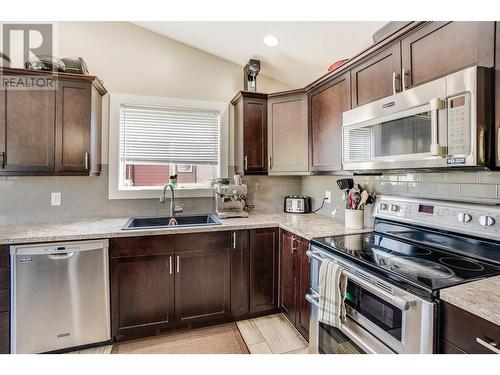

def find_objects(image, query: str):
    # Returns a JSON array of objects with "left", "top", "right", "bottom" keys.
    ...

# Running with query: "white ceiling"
[{"left": 133, "top": 22, "right": 387, "bottom": 88}]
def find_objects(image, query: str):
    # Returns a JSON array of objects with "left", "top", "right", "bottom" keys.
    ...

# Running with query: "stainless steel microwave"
[{"left": 342, "top": 66, "right": 493, "bottom": 172}]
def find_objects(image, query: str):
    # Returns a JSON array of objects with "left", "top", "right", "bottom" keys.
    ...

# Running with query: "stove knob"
[
  {"left": 479, "top": 215, "right": 496, "bottom": 227},
  {"left": 379, "top": 203, "right": 388, "bottom": 211},
  {"left": 390, "top": 204, "right": 400, "bottom": 212},
  {"left": 457, "top": 212, "right": 472, "bottom": 223}
]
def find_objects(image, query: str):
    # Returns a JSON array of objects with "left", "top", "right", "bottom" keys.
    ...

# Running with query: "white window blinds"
[{"left": 120, "top": 104, "right": 220, "bottom": 165}]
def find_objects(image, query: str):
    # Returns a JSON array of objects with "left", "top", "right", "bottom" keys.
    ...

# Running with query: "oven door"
[{"left": 307, "top": 246, "right": 436, "bottom": 354}]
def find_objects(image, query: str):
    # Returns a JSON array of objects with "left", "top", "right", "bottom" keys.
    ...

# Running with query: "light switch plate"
[
  {"left": 325, "top": 191, "right": 331, "bottom": 204},
  {"left": 51, "top": 192, "right": 61, "bottom": 206}
]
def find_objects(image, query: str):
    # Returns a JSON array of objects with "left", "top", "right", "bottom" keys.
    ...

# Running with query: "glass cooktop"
[{"left": 311, "top": 230, "right": 500, "bottom": 292}]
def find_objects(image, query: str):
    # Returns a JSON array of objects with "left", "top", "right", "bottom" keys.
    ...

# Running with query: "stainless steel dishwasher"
[{"left": 10, "top": 239, "right": 111, "bottom": 353}]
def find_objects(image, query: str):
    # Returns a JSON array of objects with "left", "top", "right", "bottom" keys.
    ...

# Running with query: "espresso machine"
[{"left": 214, "top": 181, "right": 249, "bottom": 219}]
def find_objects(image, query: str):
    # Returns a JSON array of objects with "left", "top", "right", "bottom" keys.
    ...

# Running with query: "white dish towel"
[{"left": 318, "top": 259, "right": 347, "bottom": 328}]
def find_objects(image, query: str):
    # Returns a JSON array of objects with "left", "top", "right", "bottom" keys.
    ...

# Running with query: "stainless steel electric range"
[{"left": 306, "top": 196, "right": 500, "bottom": 354}]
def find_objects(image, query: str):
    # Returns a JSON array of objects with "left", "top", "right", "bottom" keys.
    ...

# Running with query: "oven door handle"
[
  {"left": 305, "top": 292, "right": 320, "bottom": 307},
  {"left": 306, "top": 249, "right": 416, "bottom": 311}
]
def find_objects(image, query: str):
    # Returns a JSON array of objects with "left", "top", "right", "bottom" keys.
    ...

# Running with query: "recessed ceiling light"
[{"left": 263, "top": 35, "right": 279, "bottom": 47}]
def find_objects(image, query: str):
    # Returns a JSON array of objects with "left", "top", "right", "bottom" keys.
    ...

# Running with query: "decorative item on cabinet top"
[{"left": 0, "top": 67, "right": 106, "bottom": 176}]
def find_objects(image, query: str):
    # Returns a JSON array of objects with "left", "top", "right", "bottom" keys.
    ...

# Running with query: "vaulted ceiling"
[{"left": 133, "top": 21, "right": 387, "bottom": 87}]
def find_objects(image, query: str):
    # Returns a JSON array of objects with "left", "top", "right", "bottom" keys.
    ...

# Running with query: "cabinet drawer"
[
  {"left": 110, "top": 236, "right": 173, "bottom": 258},
  {"left": 0, "top": 289, "right": 8, "bottom": 312},
  {"left": 442, "top": 301, "right": 500, "bottom": 354},
  {"left": 0, "top": 311, "right": 9, "bottom": 354},
  {"left": 172, "top": 232, "right": 230, "bottom": 253},
  {"left": 0, "top": 268, "right": 8, "bottom": 289}
]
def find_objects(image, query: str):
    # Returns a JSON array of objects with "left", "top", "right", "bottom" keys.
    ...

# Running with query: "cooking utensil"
[
  {"left": 358, "top": 190, "right": 369, "bottom": 209},
  {"left": 352, "top": 192, "right": 361, "bottom": 209},
  {"left": 337, "top": 178, "right": 354, "bottom": 209},
  {"left": 331, "top": 196, "right": 347, "bottom": 217}
]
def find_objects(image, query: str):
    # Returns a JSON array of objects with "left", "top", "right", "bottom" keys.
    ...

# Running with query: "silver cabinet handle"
[
  {"left": 84, "top": 152, "right": 89, "bottom": 170},
  {"left": 429, "top": 98, "right": 446, "bottom": 156},
  {"left": 268, "top": 156, "right": 272, "bottom": 170},
  {"left": 244, "top": 155, "right": 248, "bottom": 170},
  {"left": 401, "top": 68, "right": 407, "bottom": 91},
  {"left": 476, "top": 337, "right": 500, "bottom": 354},
  {"left": 232, "top": 232, "right": 237, "bottom": 249},
  {"left": 176, "top": 255, "right": 180, "bottom": 273},
  {"left": 392, "top": 72, "right": 396, "bottom": 95},
  {"left": 169, "top": 256, "right": 173, "bottom": 274}
]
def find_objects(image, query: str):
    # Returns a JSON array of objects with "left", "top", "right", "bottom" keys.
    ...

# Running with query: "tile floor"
[{"left": 72, "top": 313, "right": 313, "bottom": 354}]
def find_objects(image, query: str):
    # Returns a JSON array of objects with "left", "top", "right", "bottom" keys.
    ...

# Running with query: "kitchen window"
[{"left": 108, "top": 94, "right": 228, "bottom": 199}]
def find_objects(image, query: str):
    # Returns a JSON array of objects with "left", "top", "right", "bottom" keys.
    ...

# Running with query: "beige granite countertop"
[
  {"left": 0, "top": 212, "right": 370, "bottom": 245},
  {"left": 440, "top": 275, "right": 500, "bottom": 326}
]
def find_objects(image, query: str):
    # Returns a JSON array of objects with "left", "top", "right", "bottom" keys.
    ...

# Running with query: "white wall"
[{"left": 56, "top": 22, "right": 291, "bottom": 164}]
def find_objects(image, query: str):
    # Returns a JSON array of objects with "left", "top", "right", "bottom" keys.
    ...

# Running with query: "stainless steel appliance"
[
  {"left": 214, "top": 183, "right": 249, "bottom": 218},
  {"left": 306, "top": 196, "right": 500, "bottom": 354},
  {"left": 284, "top": 195, "right": 311, "bottom": 214},
  {"left": 11, "top": 240, "right": 111, "bottom": 353},
  {"left": 342, "top": 66, "right": 493, "bottom": 172}
]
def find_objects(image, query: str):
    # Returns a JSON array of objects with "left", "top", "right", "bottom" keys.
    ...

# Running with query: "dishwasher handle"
[{"left": 48, "top": 252, "right": 75, "bottom": 260}]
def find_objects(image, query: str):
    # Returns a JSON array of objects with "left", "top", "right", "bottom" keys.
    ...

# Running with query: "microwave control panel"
[
  {"left": 376, "top": 196, "right": 500, "bottom": 241},
  {"left": 447, "top": 93, "right": 471, "bottom": 156}
]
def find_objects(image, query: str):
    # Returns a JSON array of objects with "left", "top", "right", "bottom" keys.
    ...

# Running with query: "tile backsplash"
[
  {"left": 302, "top": 170, "right": 500, "bottom": 223},
  {"left": 0, "top": 167, "right": 302, "bottom": 226},
  {"left": 1, "top": 166, "right": 498, "bottom": 226}
]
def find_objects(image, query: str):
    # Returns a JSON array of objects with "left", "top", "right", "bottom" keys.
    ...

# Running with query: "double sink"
[{"left": 122, "top": 214, "right": 221, "bottom": 230}]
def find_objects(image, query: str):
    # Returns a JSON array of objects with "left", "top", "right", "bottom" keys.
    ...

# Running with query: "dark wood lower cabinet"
[
  {"left": 111, "top": 254, "right": 175, "bottom": 341},
  {"left": 230, "top": 230, "right": 250, "bottom": 318},
  {"left": 0, "top": 245, "right": 9, "bottom": 353},
  {"left": 280, "top": 230, "right": 310, "bottom": 340},
  {"left": 249, "top": 228, "right": 279, "bottom": 314},
  {"left": 0, "top": 312, "right": 8, "bottom": 354},
  {"left": 441, "top": 301, "right": 500, "bottom": 354},
  {"left": 175, "top": 248, "right": 230, "bottom": 327}
]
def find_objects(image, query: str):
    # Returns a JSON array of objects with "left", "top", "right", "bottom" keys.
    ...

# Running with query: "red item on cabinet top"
[{"left": 327, "top": 59, "right": 349, "bottom": 72}]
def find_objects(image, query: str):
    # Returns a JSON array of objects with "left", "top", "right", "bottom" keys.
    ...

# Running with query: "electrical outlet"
[
  {"left": 325, "top": 191, "right": 331, "bottom": 204},
  {"left": 51, "top": 192, "right": 61, "bottom": 206}
]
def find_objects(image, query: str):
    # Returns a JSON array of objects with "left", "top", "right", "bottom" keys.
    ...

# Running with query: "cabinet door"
[
  {"left": 243, "top": 98, "right": 268, "bottom": 174},
  {"left": 351, "top": 43, "right": 401, "bottom": 107},
  {"left": 230, "top": 230, "right": 250, "bottom": 318},
  {"left": 55, "top": 80, "right": 91, "bottom": 175},
  {"left": 401, "top": 21, "right": 495, "bottom": 89},
  {"left": 0, "top": 88, "right": 55, "bottom": 175},
  {"left": 309, "top": 72, "right": 351, "bottom": 172},
  {"left": 268, "top": 93, "right": 308, "bottom": 174},
  {"left": 249, "top": 228, "right": 279, "bottom": 314},
  {"left": 110, "top": 254, "right": 175, "bottom": 341},
  {"left": 280, "top": 230, "right": 297, "bottom": 325},
  {"left": 496, "top": 21, "right": 500, "bottom": 167},
  {"left": 175, "top": 248, "right": 231, "bottom": 326},
  {"left": 296, "top": 239, "right": 311, "bottom": 340},
  {"left": 0, "top": 312, "right": 8, "bottom": 354}
]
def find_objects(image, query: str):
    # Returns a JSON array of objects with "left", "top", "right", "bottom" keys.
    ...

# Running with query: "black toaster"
[{"left": 284, "top": 195, "right": 311, "bottom": 214}]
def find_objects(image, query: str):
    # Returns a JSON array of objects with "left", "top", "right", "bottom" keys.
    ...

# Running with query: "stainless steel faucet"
[{"left": 160, "top": 183, "right": 183, "bottom": 219}]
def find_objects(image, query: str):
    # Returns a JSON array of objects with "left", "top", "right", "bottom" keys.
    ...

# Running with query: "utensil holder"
[{"left": 345, "top": 209, "right": 364, "bottom": 230}]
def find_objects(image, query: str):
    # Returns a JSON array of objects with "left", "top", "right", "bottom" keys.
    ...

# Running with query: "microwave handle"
[{"left": 429, "top": 98, "right": 446, "bottom": 156}]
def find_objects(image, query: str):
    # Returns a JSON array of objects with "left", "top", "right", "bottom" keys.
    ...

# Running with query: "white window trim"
[{"left": 108, "top": 93, "right": 228, "bottom": 199}]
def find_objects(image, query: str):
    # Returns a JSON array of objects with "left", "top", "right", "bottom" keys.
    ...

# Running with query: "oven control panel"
[{"left": 375, "top": 196, "right": 500, "bottom": 241}]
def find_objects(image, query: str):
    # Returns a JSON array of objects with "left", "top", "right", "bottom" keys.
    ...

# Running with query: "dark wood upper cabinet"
[
  {"left": 0, "top": 88, "right": 55, "bottom": 174},
  {"left": 55, "top": 80, "right": 101, "bottom": 175},
  {"left": 351, "top": 43, "right": 401, "bottom": 107},
  {"left": 279, "top": 230, "right": 310, "bottom": 340},
  {"left": 230, "top": 230, "right": 250, "bottom": 319},
  {"left": 231, "top": 92, "right": 268, "bottom": 175},
  {"left": 401, "top": 22, "right": 495, "bottom": 89},
  {"left": 495, "top": 21, "right": 500, "bottom": 167},
  {"left": 249, "top": 228, "right": 279, "bottom": 314},
  {"left": 0, "top": 68, "right": 105, "bottom": 176},
  {"left": 175, "top": 247, "right": 231, "bottom": 327},
  {"left": 308, "top": 72, "right": 351, "bottom": 172},
  {"left": 441, "top": 301, "right": 500, "bottom": 354}
]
